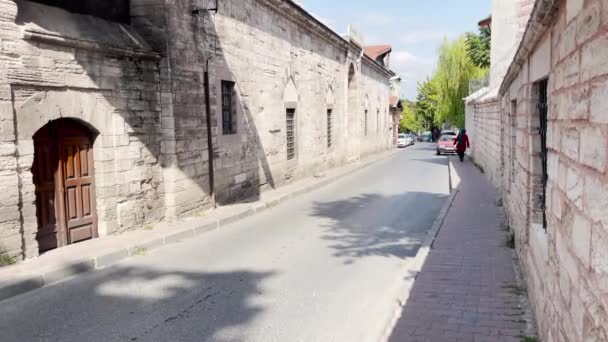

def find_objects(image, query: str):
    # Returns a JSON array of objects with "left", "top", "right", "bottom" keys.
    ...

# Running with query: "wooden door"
[
  {"left": 33, "top": 128, "right": 64, "bottom": 252},
  {"left": 59, "top": 126, "right": 98, "bottom": 244},
  {"left": 33, "top": 120, "right": 98, "bottom": 252}
]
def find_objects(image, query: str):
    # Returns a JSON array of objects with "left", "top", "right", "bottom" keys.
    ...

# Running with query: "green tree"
[
  {"left": 414, "top": 78, "right": 439, "bottom": 130},
  {"left": 434, "top": 37, "right": 485, "bottom": 127},
  {"left": 465, "top": 26, "right": 491, "bottom": 69},
  {"left": 399, "top": 100, "right": 423, "bottom": 133}
]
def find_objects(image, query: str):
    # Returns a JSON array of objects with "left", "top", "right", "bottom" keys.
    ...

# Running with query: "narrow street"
[{"left": 0, "top": 144, "right": 448, "bottom": 342}]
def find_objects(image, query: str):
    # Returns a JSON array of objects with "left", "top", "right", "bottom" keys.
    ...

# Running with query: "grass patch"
[
  {"left": 143, "top": 224, "right": 154, "bottom": 231},
  {"left": 132, "top": 247, "right": 147, "bottom": 256},
  {"left": 0, "top": 255, "right": 17, "bottom": 266},
  {"left": 521, "top": 336, "right": 538, "bottom": 342}
]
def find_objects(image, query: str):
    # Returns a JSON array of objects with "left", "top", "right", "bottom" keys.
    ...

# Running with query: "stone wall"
[
  {"left": 473, "top": 0, "right": 608, "bottom": 340},
  {"left": 467, "top": 99, "right": 503, "bottom": 187},
  {"left": 0, "top": 0, "right": 395, "bottom": 259},
  {"left": 0, "top": 0, "right": 166, "bottom": 258},
  {"left": 207, "top": 0, "right": 394, "bottom": 204}
]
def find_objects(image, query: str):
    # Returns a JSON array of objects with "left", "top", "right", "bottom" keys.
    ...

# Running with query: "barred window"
[
  {"left": 537, "top": 79, "right": 548, "bottom": 229},
  {"left": 376, "top": 109, "right": 380, "bottom": 134},
  {"left": 327, "top": 109, "right": 333, "bottom": 148},
  {"left": 286, "top": 109, "right": 296, "bottom": 160},
  {"left": 221, "top": 81, "right": 237, "bottom": 135}
]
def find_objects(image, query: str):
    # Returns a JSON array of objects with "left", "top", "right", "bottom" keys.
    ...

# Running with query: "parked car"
[
  {"left": 406, "top": 134, "right": 415, "bottom": 146},
  {"left": 397, "top": 133, "right": 408, "bottom": 148},
  {"left": 441, "top": 130, "right": 457, "bottom": 137},
  {"left": 420, "top": 131, "right": 432, "bottom": 142},
  {"left": 436, "top": 134, "right": 457, "bottom": 155}
]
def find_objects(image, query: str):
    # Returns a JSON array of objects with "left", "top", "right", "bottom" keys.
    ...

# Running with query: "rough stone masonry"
[
  {"left": 0, "top": 0, "right": 399, "bottom": 259},
  {"left": 467, "top": 0, "right": 608, "bottom": 341}
]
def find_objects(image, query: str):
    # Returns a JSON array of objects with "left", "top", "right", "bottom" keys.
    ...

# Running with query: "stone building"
[
  {"left": 466, "top": 0, "right": 608, "bottom": 340},
  {"left": 0, "top": 0, "right": 398, "bottom": 259}
]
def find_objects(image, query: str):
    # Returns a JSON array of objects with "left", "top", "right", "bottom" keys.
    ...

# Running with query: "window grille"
[
  {"left": 286, "top": 109, "right": 296, "bottom": 160},
  {"left": 221, "top": 81, "right": 236, "bottom": 135}
]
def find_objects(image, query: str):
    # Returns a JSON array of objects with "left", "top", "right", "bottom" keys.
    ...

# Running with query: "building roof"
[
  {"left": 478, "top": 16, "right": 492, "bottom": 28},
  {"left": 364, "top": 45, "right": 392, "bottom": 60}
]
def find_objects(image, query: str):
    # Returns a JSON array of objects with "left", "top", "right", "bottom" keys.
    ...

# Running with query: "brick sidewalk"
[{"left": 388, "top": 158, "right": 535, "bottom": 342}]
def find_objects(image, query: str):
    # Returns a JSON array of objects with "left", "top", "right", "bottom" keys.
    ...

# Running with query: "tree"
[
  {"left": 465, "top": 26, "right": 491, "bottom": 69},
  {"left": 434, "top": 37, "right": 486, "bottom": 128},
  {"left": 399, "top": 100, "right": 423, "bottom": 133},
  {"left": 414, "top": 78, "right": 439, "bottom": 130}
]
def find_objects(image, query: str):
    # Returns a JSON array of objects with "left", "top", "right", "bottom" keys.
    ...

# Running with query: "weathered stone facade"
[
  {"left": 0, "top": 0, "right": 396, "bottom": 259},
  {"left": 468, "top": 0, "right": 608, "bottom": 340}
]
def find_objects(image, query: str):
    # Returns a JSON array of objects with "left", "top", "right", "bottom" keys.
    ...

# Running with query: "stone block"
[
  {"left": 567, "top": 0, "right": 584, "bottom": 23},
  {"left": 591, "top": 226, "right": 608, "bottom": 275},
  {"left": 556, "top": 230, "right": 580, "bottom": 287},
  {"left": 581, "top": 33, "right": 608, "bottom": 82},
  {"left": 565, "top": 166, "right": 583, "bottom": 209},
  {"left": 562, "top": 128, "right": 580, "bottom": 161},
  {"left": 579, "top": 126, "right": 606, "bottom": 172},
  {"left": 576, "top": 1, "right": 600, "bottom": 44},
  {"left": 558, "top": 21, "right": 577, "bottom": 62},
  {"left": 571, "top": 212, "right": 591, "bottom": 268},
  {"left": 590, "top": 79, "right": 608, "bottom": 124},
  {"left": 584, "top": 174, "right": 608, "bottom": 227},
  {"left": 554, "top": 51, "right": 580, "bottom": 90}
]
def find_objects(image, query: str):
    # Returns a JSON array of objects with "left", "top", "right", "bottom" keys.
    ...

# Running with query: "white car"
[
  {"left": 397, "top": 133, "right": 408, "bottom": 148},
  {"left": 397, "top": 134, "right": 414, "bottom": 148}
]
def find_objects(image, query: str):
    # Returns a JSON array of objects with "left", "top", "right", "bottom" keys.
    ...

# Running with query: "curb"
[
  {"left": 0, "top": 149, "right": 400, "bottom": 303},
  {"left": 376, "top": 157, "right": 461, "bottom": 342}
]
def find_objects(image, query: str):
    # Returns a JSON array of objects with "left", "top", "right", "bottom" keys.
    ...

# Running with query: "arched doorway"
[{"left": 32, "top": 119, "right": 99, "bottom": 253}]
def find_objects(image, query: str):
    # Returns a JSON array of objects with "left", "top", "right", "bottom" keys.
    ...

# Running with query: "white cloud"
[
  {"left": 390, "top": 51, "right": 437, "bottom": 99},
  {"left": 399, "top": 30, "right": 457, "bottom": 44}
]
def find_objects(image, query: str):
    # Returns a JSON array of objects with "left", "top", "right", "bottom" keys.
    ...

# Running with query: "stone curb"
[
  {"left": 376, "top": 157, "right": 461, "bottom": 342},
  {"left": 0, "top": 149, "right": 400, "bottom": 303}
]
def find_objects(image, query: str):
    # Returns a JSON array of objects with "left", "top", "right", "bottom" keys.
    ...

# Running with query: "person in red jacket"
[{"left": 453, "top": 128, "right": 470, "bottom": 162}]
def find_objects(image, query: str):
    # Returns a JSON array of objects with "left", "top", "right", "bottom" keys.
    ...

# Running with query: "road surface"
[{"left": 0, "top": 144, "right": 449, "bottom": 342}]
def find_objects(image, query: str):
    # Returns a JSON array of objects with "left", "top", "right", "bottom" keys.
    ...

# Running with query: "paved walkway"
[{"left": 389, "top": 158, "right": 535, "bottom": 342}]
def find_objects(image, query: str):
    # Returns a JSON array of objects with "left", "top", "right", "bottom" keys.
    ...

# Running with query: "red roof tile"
[{"left": 364, "top": 45, "right": 392, "bottom": 61}]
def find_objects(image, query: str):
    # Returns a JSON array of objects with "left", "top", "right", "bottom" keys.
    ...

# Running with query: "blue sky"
[{"left": 296, "top": 0, "right": 492, "bottom": 100}]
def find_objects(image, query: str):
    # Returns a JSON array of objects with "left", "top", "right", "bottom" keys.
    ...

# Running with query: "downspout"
[
  {"left": 204, "top": 57, "right": 216, "bottom": 208},
  {"left": 193, "top": 8, "right": 216, "bottom": 208}
]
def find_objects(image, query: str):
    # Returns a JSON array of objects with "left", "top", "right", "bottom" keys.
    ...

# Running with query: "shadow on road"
[
  {"left": 0, "top": 265, "right": 275, "bottom": 342},
  {"left": 311, "top": 192, "right": 448, "bottom": 264}
]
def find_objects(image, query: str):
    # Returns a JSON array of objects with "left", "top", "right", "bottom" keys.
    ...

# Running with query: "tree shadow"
[
  {"left": 311, "top": 192, "right": 449, "bottom": 264},
  {"left": 0, "top": 265, "right": 275, "bottom": 342}
]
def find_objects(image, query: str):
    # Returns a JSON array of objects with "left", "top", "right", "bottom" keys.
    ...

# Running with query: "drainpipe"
[
  {"left": 193, "top": 8, "right": 216, "bottom": 208},
  {"left": 204, "top": 57, "right": 216, "bottom": 208}
]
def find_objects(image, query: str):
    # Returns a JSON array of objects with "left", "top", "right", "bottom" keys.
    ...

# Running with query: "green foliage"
[
  {"left": 434, "top": 37, "right": 486, "bottom": 128},
  {"left": 399, "top": 100, "right": 423, "bottom": 133},
  {"left": 465, "top": 26, "right": 491, "bottom": 69},
  {"left": 414, "top": 78, "right": 439, "bottom": 129},
  {"left": 0, "top": 255, "right": 17, "bottom": 266}
]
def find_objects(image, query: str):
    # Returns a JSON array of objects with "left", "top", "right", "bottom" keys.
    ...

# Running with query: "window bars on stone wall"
[
  {"left": 538, "top": 79, "right": 549, "bottom": 229},
  {"left": 221, "top": 81, "right": 236, "bottom": 135},
  {"left": 327, "top": 109, "right": 333, "bottom": 148},
  {"left": 286, "top": 109, "right": 296, "bottom": 160}
]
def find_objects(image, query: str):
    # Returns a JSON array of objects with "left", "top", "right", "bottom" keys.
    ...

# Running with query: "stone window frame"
[
  {"left": 214, "top": 69, "right": 243, "bottom": 146},
  {"left": 220, "top": 80, "right": 237, "bottom": 135}
]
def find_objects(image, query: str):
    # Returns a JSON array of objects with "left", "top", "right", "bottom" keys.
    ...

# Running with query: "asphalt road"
[{"left": 0, "top": 143, "right": 449, "bottom": 342}]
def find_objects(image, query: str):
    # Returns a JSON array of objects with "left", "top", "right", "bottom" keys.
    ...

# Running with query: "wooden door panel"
[
  {"left": 61, "top": 137, "right": 97, "bottom": 244},
  {"left": 33, "top": 131, "right": 62, "bottom": 252}
]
